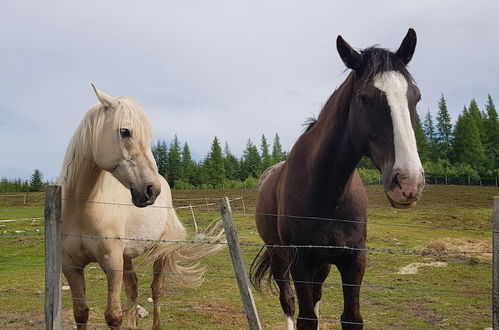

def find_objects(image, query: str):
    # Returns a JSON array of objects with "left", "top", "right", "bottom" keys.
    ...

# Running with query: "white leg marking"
[
  {"left": 314, "top": 301, "right": 320, "bottom": 328},
  {"left": 373, "top": 71, "right": 422, "bottom": 178},
  {"left": 286, "top": 315, "right": 295, "bottom": 330}
]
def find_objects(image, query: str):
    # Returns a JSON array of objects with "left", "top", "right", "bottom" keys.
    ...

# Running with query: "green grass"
[{"left": 0, "top": 186, "right": 497, "bottom": 329}]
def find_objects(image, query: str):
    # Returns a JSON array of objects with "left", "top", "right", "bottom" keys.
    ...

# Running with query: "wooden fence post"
[
  {"left": 241, "top": 196, "right": 246, "bottom": 215},
  {"left": 494, "top": 196, "right": 499, "bottom": 329},
  {"left": 45, "top": 185, "right": 62, "bottom": 330},
  {"left": 219, "top": 197, "right": 262, "bottom": 330},
  {"left": 190, "top": 204, "right": 198, "bottom": 234}
]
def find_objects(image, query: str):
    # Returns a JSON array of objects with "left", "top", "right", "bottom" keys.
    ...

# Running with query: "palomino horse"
[
  {"left": 59, "top": 86, "right": 222, "bottom": 329},
  {"left": 250, "top": 29, "right": 424, "bottom": 330}
]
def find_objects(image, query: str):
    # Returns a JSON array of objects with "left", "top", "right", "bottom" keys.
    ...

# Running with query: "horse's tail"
[
  {"left": 143, "top": 208, "right": 225, "bottom": 288},
  {"left": 249, "top": 246, "right": 273, "bottom": 292}
]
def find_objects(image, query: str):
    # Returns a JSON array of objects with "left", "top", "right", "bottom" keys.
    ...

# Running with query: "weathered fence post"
[
  {"left": 241, "top": 196, "right": 246, "bottom": 215},
  {"left": 219, "top": 197, "right": 262, "bottom": 330},
  {"left": 190, "top": 204, "right": 198, "bottom": 234},
  {"left": 45, "top": 185, "right": 62, "bottom": 330}
]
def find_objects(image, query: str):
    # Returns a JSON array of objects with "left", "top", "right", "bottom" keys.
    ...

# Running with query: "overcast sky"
[{"left": 1, "top": 0, "right": 498, "bottom": 180}]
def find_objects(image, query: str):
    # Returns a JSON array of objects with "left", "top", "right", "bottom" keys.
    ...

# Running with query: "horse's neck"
[
  {"left": 62, "top": 155, "right": 104, "bottom": 202},
  {"left": 289, "top": 78, "right": 361, "bottom": 205}
]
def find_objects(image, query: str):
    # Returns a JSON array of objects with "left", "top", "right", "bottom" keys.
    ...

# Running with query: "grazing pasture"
[{"left": 0, "top": 185, "right": 496, "bottom": 329}]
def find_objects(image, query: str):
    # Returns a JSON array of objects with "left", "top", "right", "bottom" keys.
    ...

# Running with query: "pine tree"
[
  {"left": 436, "top": 94, "right": 452, "bottom": 160},
  {"left": 181, "top": 142, "right": 196, "bottom": 185},
  {"left": 204, "top": 136, "right": 225, "bottom": 187},
  {"left": 223, "top": 142, "right": 240, "bottom": 181},
  {"left": 423, "top": 110, "right": 438, "bottom": 161},
  {"left": 468, "top": 99, "right": 485, "bottom": 144},
  {"left": 241, "top": 139, "right": 262, "bottom": 179},
  {"left": 29, "top": 169, "right": 44, "bottom": 192},
  {"left": 451, "top": 107, "right": 487, "bottom": 170},
  {"left": 271, "top": 133, "right": 285, "bottom": 163},
  {"left": 483, "top": 94, "right": 499, "bottom": 172},
  {"left": 414, "top": 110, "right": 429, "bottom": 163},
  {"left": 152, "top": 140, "right": 168, "bottom": 177},
  {"left": 167, "top": 135, "right": 182, "bottom": 187},
  {"left": 260, "top": 135, "right": 272, "bottom": 171}
]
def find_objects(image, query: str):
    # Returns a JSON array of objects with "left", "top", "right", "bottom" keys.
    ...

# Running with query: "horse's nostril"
[
  {"left": 390, "top": 173, "right": 402, "bottom": 191},
  {"left": 146, "top": 185, "right": 154, "bottom": 199}
]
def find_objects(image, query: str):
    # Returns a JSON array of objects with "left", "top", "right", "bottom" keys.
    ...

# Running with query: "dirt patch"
[
  {"left": 397, "top": 262, "right": 447, "bottom": 275},
  {"left": 402, "top": 298, "right": 448, "bottom": 327},
  {"left": 423, "top": 237, "right": 492, "bottom": 262},
  {"left": 0, "top": 312, "right": 44, "bottom": 329},
  {"left": 193, "top": 300, "right": 242, "bottom": 327}
]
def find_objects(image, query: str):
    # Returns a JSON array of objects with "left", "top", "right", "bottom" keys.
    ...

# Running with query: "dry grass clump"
[{"left": 424, "top": 237, "right": 492, "bottom": 262}]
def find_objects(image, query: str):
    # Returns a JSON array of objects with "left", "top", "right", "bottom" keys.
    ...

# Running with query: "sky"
[{"left": 1, "top": 0, "right": 498, "bottom": 181}]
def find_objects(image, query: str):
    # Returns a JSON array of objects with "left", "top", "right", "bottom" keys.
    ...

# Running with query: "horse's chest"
[{"left": 124, "top": 208, "right": 168, "bottom": 257}]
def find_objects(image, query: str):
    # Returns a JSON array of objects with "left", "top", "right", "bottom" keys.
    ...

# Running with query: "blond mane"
[{"left": 58, "top": 96, "right": 154, "bottom": 189}]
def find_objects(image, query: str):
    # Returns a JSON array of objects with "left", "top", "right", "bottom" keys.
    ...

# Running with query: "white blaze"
[{"left": 373, "top": 71, "right": 422, "bottom": 179}]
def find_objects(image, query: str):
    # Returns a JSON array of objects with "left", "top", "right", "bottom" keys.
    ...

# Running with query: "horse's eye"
[
  {"left": 358, "top": 94, "right": 370, "bottom": 105},
  {"left": 119, "top": 128, "right": 131, "bottom": 138}
]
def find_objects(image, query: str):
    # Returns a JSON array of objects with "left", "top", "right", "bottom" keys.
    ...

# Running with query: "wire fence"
[{"left": 0, "top": 192, "right": 495, "bottom": 329}]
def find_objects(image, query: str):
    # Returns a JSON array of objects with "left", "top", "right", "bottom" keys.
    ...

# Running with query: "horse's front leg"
[
  {"left": 97, "top": 248, "right": 125, "bottom": 329},
  {"left": 123, "top": 257, "right": 139, "bottom": 329},
  {"left": 336, "top": 251, "right": 366, "bottom": 330}
]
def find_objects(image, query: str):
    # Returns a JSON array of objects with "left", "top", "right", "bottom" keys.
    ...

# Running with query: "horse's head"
[
  {"left": 337, "top": 29, "right": 424, "bottom": 209},
  {"left": 91, "top": 85, "right": 161, "bottom": 207}
]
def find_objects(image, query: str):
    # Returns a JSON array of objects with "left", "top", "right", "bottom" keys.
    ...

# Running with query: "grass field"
[{"left": 0, "top": 185, "right": 497, "bottom": 329}]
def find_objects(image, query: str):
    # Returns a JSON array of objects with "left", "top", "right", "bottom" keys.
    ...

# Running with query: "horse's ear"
[
  {"left": 395, "top": 28, "right": 417, "bottom": 65},
  {"left": 336, "top": 35, "right": 362, "bottom": 71},
  {"left": 91, "top": 84, "right": 114, "bottom": 108}
]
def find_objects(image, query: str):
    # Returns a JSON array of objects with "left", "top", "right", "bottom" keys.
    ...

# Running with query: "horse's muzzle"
[
  {"left": 130, "top": 184, "right": 161, "bottom": 207},
  {"left": 385, "top": 170, "right": 424, "bottom": 209}
]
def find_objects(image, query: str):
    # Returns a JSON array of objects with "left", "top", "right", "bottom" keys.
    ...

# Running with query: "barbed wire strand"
[
  {"left": 60, "top": 233, "right": 492, "bottom": 256},
  {"left": 57, "top": 263, "right": 490, "bottom": 296}
]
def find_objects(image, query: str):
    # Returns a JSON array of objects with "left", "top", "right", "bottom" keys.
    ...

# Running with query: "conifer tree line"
[
  {"left": 363, "top": 94, "right": 498, "bottom": 185},
  {"left": 0, "top": 169, "right": 47, "bottom": 192},
  {"left": 151, "top": 133, "right": 287, "bottom": 189}
]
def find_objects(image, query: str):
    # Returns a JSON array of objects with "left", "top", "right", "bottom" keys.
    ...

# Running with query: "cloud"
[{"left": 0, "top": 0, "right": 498, "bottom": 179}]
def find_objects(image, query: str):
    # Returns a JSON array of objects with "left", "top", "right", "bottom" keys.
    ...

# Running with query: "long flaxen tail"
[{"left": 143, "top": 207, "right": 225, "bottom": 288}]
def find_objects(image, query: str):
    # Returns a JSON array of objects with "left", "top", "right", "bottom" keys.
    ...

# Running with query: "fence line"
[{"left": 59, "top": 233, "right": 491, "bottom": 256}]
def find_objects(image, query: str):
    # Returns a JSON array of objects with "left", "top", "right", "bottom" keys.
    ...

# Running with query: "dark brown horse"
[{"left": 250, "top": 29, "right": 424, "bottom": 330}]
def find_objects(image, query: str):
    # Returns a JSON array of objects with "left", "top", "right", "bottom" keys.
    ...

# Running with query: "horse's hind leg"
[
  {"left": 291, "top": 260, "right": 322, "bottom": 330},
  {"left": 151, "top": 258, "right": 165, "bottom": 330},
  {"left": 337, "top": 251, "right": 366, "bottom": 330},
  {"left": 62, "top": 263, "right": 89, "bottom": 329},
  {"left": 123, "top": 257, "right": 139, "bottom": 329},
  {"left": 270, "top": 247, "right": 296, "bottom": 329}
]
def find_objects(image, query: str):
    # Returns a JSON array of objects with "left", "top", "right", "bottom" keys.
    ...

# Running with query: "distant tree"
[
  {"left": 468, "top": 99, "right": 485, "bottom": 144},
  {"left": 152, "top": 140, "right": 168, "bottom": 177},
  {"left": 451, "top": 107, "right": 487, "bottom": 170},
  {"left": 260, "top": 135, "right": 272, "bottom": 171},
  {"left": 167, "top": 135, "right": 182, "bottom": 187},
  {"left": 29, "top": 169, "right": 44, "bottom": 192},
  {"left": 204, "top": 136, "right": 225, "bottom": 188},
  {"left": 414, "top": 110, "right": 429, "bottom": 163},
  {"left": 423, "top": 110, "right": 438, "bottom": 161},
  {"left": 436, "top": 94, "right": 452, "bottom": 160},
  {"left": 181, "top": 142, "right": 197, "bottom": 185},
  {"left": 271, "top": 133, "right": 286, "bottom": 163},
  {"left": 223, "top": 142, "right": 240, "bottom": 181},
  {"left": 483, "top": 94, "right": 499, "bottom": 171},
  {"left": 241, "top": 139, "right": 261, "bottom": 179}
]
